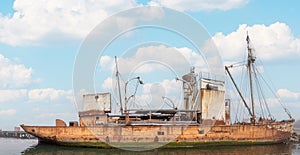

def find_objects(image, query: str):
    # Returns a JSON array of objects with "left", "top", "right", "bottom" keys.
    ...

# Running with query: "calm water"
[{"left": 1, "top": 138, "right": 300, "bottom": 155}]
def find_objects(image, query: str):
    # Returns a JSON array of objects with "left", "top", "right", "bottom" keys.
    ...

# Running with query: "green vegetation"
[
  {"left": 57, "top": 141, "right": 111, "bottom": 148},
  {"left": 56, "top": 140, "right": 280, "bottom": 149},
  {"left": 165, "top": 141, "right": 279, "bottom": 148}
]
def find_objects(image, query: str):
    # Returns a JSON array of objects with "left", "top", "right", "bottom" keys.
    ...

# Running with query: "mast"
[
  {"left": 246, "top": 34, "right": 256, "bottom": 124},
  {"left": 115, "top": 56, "right": 123, "bottom": 115}
]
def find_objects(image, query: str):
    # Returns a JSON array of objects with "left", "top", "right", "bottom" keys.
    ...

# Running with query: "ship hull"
[{"left": 21, "top": 120, "right": 294, "bottom": 149}]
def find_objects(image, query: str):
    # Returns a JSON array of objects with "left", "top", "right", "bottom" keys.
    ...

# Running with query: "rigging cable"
[
  {"left": 255, "top": 60, "right": 293, "bottom": 119},
  {"left": 240, "top": 64, "right": 250, "bottom": 122},
  {"left": 254, "top": 59, "right": 292, "bottom": 119},
  {"left": 253, "top": 65, "right": 267, "bottom": 119},
  {"left": 253, "top": 66, "right": 273, "bottom": 119}
]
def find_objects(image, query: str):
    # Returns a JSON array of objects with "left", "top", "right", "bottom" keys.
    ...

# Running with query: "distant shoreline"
[{"left": 0, "top": 131, "right": 36, "bottom": 139}]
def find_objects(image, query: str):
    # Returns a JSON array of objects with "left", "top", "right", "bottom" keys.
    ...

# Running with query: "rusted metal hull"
[{"left": 21, "top": 120, "right": 294, "bottom": 148}]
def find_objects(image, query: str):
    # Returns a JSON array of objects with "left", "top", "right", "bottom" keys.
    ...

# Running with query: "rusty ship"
[{"left": 21, "top": 35, "right": 294, "bottom": 149}]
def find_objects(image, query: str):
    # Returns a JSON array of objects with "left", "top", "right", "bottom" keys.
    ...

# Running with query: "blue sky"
[{"left": 0, "top": 0, "right": 300, "bottom": 130}]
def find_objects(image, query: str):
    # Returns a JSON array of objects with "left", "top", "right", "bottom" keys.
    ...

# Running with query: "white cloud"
[
  {"left": 0, "top": 0, "right": 249, "bottom": 46},
  {"left": 274, "top": 89, "right": 300, "bottom": 120},
  {"left": 159, "top": 79, "right": 182, "bottom": 96},
  {"left": 142, "top": 79, "right": 181, "bottom": 96},
  {"left": 101, "top": 77, "right": 115, "bottom": 91},
  {"left": 0, "top": 109, "right": 16, "bottom": 117},
  {"left": 0, "top": 54, "right": 74, "bottom": 105},
  {"left": 28, "top": 88, "right": 72, "bottom": 102},
  {"left": 0, "top": 54, "right": 33, "bottom": 88},
  {"left": 0, "top": 0, "right": 137, "bottom": 45},
  {"left": 213, "top": 22, "right": 300, "bottom": 61},
  {"left": 0, "top": 88, "right": 73, "bottom": 104},
  {"left": 99, "top": 55, "right": 114, "bottom": 71},
  {"left": 176, "top": 47, "right": 206, "bottom": 70},
  {"left": 149, "top": 0, "right": 249, "bottom": 11},
  {"left": 99, "top": 45, "right": 206, "bottom": 76},
  {"left": 127, "top": 79, "right": 182, "bottom": 109},
  {"left": 277, "top": 89, "right": 300, "bottom": 100},
  {"left": 0, "top": 89, "right": 27, "bottom": 102}
]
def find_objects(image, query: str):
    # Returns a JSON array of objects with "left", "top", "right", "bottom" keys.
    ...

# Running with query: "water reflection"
[{"left": 22, "top": 143, "right": 300, "bottom": 155}]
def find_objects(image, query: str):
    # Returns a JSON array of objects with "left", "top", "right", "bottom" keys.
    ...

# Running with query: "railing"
[{"left": 199, "top": 72, "right": 225, "bottom": 82}]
